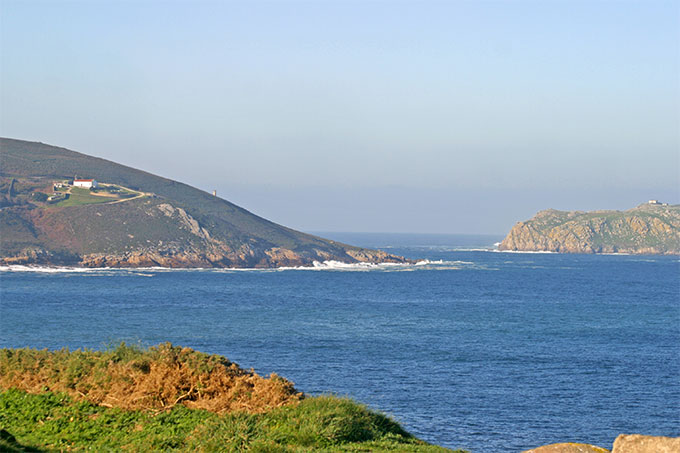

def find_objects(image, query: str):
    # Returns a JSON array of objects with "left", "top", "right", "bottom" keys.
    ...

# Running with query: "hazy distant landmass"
[
  {"left": 0, "top": 138, "right": 407, "bottom": 268},
  {"left": 499, "top": 203, "right": 680, "bottom": 255}
]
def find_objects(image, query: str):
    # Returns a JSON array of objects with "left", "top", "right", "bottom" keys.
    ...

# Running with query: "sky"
[{"left": 1, "top": 0, "right": 678, "bottom": 234}]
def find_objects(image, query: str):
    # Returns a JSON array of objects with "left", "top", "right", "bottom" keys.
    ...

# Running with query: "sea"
[{"left": 1, "top": 233, "right": 678, "bottom": 452}]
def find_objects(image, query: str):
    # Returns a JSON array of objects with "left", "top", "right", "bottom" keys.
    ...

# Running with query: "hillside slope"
[
  {"left": 0, "top": 138, "right": 406, "bottom": 267},
  {"left": 499, "top": 203, "right": 680, "bottom": 255}
]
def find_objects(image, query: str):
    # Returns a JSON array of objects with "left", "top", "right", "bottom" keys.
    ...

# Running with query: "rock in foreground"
[
  {"left": 524, "top": 435, "right": 680, "bottom": 453},
  {"left": 523, "top": 442, "right": 609, "bottom": 452},
  {"left": 612, "top": 434, "right": 680, "bottom": 453}
]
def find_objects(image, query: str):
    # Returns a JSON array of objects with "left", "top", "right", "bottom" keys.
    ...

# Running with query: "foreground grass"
[
  {"left": 0, "top": 389, "right": 460, "bottom": 452},
  {"left": 0, "top": 344, "right": 464, "bottom": 452},
  {"left": 0, "top": 343, "right": 301, "bottom": 413}
]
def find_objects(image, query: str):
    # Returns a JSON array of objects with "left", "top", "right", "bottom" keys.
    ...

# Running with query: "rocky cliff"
[
  {"left": 499, "top": 203, "right": 680, "bottom": 255},
  {"left": 0, "top": 138, "right": 408, "bottom": 268}
]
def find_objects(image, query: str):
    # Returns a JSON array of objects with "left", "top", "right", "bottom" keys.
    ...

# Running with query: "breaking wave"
[
  {"left": 0, "top": 260, "right": 485, "bottom": 274},
  {"left": 493, "top": 250, "right": 558, "bottom": 254},
  {"left": 0, "top": 265, "right": 107, "bottom": 273},
  {"left": 0, "top": 265, "right": 156, "bottom": 277}
]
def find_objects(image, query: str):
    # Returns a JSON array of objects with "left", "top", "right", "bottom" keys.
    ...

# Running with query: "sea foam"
[
  {"left": 0, "top": 260, "right": 478, "bottom": 274},
  {"left": 493, "top": 249, "right": 557, "bottom": 254}
]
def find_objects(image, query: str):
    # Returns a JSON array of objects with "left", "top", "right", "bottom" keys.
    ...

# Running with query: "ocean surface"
[{"left": 1, "top": 233, "right": 678, "bottom": 452}]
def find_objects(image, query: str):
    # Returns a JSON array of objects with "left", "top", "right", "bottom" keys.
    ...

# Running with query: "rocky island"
[
  {"left": 0, "top": 138, "right": 408, "bottom": 268},
  {"left": 499, "top": 202, "right": 680, "bottom": 255}
]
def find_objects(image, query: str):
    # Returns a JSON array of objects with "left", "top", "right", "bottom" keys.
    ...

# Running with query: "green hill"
[
  {"left": 0, "top": 138, "right": 406, "bottom": 267},
  {"left": 499, "top": 203, "right": 680, "bottom": 254}
]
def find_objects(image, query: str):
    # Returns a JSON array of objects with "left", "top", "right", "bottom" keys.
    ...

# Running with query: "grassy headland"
[
  {"left": 0, "top": 344, "right": 462, "bottom": 452},
  {"left": 0, "top": 138, "right": 409, "bottom": 268},
  {"left": 51, "top": 187, "right": 119, "bottom": 208}
]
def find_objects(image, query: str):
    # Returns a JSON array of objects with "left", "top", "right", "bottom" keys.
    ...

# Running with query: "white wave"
[
  {"left": 0, "top": 259, "right": 481, "bottom": 274},
  {"left": 493, "top": 250, "right": 558, "bottom": 254},
  {"left": 277, "top": 260, "right": 411, "bottom": 271},
  {"left": 415, "top": 259, "right": 473, "bottom": 266},
  {"left": 209, "top": 260, "right": 467, "bottom": 272},
  {"left": 313, "top": 260, "right": 379, "bottom": 269},
  {"left": 0, "top": 265, "right": 106, "bottom": 273},
  {"left": 0, "top": 265, "right": 164, "bottom": 276},
  {"left": 415, "top": 259, "right": 438, "bottom": 265}
]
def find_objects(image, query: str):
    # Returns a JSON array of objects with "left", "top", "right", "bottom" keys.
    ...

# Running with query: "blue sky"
[{"left": 1, "top": 0, "right": 678, "bottom": 234}]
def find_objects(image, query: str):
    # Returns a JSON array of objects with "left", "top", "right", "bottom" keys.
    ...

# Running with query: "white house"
[{"left": 73, "top": 179, "right": 98, "bottom": 189}]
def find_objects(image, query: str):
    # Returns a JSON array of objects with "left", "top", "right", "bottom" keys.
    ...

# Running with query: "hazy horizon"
[{"left": 1, "top": 1, "right": 678, "bottom": 234}]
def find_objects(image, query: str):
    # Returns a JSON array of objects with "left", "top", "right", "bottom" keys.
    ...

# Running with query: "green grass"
[
  {"left": 94, "top": 184, "right": 139, "bottom": 198},
  {"left": 0, "top": 389, "right": 463, "bottom": 452},
  {"left": 53, "top": 187, "right": 115, "bottom": 207}
]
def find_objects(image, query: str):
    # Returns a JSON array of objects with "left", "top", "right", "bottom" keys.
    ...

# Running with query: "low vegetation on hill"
[
  {"left": 0, "top": 344, "right": 459, "bottom": 452},
  {"left": 0, "top": 138, "right": 407, "bottom": 268},
  {"left": 499, "top": 203, "right": 680, "bottom": 254}
]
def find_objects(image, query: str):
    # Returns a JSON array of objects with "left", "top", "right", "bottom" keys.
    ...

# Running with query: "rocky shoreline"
[{"left": 0, "top": 246, "right": 410, "bottom": 269}]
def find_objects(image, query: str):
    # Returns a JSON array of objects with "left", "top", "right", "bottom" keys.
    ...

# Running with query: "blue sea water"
[{"left": 1, "top": 233, "right": 679, "bottom": 452}]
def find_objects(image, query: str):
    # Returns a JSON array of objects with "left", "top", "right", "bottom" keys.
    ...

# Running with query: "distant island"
[
  {"left": 499, "top": 202, "right": 680, "bottom": 255},
  {"left": 0, "top": 138, "right": 408, "bottom": 268}
]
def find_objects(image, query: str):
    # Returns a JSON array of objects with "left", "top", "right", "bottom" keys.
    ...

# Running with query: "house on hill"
[{"left": 74, "top": 179, "right": 98, "bottom": 189}]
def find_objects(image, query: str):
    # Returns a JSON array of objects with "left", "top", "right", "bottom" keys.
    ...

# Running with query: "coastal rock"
[
  {"left": 611, "top": 434, "right": 680, "bottom": 453},
  {"left": 523, "top": 442, "right": 609, "bottom": 452},
  {"left": 500, "top": 204, "right": 680, "bottom": 255},
  {"left": 346, "top": 248, "right": 408, "bottom": 263},
  {"left": 71, "top": 245, "right": 410, "bottom": 269},
  {"left": 0, "top": 247, "right": 79, "bottom": 266}
]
